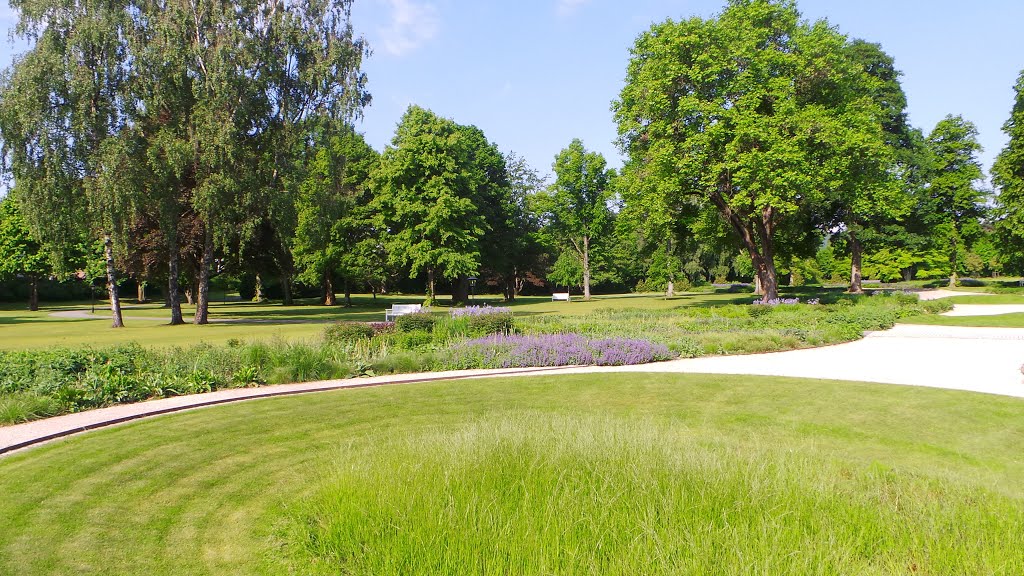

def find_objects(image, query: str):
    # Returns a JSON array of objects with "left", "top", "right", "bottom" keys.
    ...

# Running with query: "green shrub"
[
  {"left": 396, "top": 312, "right": 435, "bottom": 333},
  {"left": 393, "top": 330, "right": 433, "bottom": 350},
  {"left": 371, "top": 352, "right": 436, "bottom": 374},
  {"left": 0, "top": 391, "right": 62, "bottom": 424},
  {"left": 323, "top": 322, "right": 375, "bottom": 344},
  {"left": 747, "top": 305, "right": 773, "bottom": 318},
  {"left": 467, "top": 311, "right": 515, "bottom": 335}
]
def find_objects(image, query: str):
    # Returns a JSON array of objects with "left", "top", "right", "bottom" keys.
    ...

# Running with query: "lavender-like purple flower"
[
  {"left": 752, "top": 298, "right": 801, "bottom": 306},
  {"left": 445, "top": 333, "right": 674, "bottom": 369},
  {"left": 449, "top": 305, "right": 513, "bottom": 318}
]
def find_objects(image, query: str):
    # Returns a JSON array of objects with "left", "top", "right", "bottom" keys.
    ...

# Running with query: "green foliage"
[
  {"left": 926, "top": 115, "right": 988, "bottom": 284},
  {"left": 994, "top": 70, "right": 1024, "bottom": 273},
  {"left": 372, "top": 106, "right": 509, "bottom": 299},
  {"left": 520, "top": 293, "right": 941, "bottom": 358},
  {"left": 614, "top": 1, "right": 893, "bottom": 300},
  {"left": 0, "top": 391, "right": 61, "bottom": 424},
  {"left": 536, "top": 139, "right": 614, "bottom": 299},
  {"left": 323, "top": 322, "right": 375, "bottom": 344},
  {"left": 292, "top": 128, "right": 380, "bottom": 294},
  {"left": 395, "top": 312, "right": 436, "bottom": 333}
]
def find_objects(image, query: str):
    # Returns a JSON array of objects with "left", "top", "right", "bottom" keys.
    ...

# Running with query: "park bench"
[
  {"left": 551, "top": 292, "right": 571, "bottom": 302},
  {"left": 385, "top": 303, "right": 423, "bottom": 321}
]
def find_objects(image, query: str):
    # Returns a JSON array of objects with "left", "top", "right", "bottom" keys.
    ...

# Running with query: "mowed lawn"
[
  {"left": 0, "top": 291, "right": 756, "bottom": 350},
  {"left": 2, "top": 374, "right": 1023, "bottom": 575}
]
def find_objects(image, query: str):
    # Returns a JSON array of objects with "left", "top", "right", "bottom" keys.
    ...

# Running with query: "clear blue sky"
[{"left": 2, "top": 0, "right": 1022, "bottom": 180}]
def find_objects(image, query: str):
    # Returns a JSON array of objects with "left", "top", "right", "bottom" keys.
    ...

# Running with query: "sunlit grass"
[{"left": 2, "top": 374, "right": 1023, "bottom": 574}]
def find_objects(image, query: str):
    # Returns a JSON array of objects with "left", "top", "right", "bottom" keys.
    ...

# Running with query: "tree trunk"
[
  {"left": 137, "top": 282, "right": 147, "bottom": 304},
  {"left": 254, "top": 273, "right": 265, "bottom": 302},
  {"left": 753, "top": 274, "right": 763, "bottom": 296},
  {"left": 185, "top": 273, "right": 198, "bottom": 305},
  {"left": 453, "top": 275, "right": 470, "bottom": 304},
  {"left": 371, "top": 285, "right": 377, "bottom": 301},
  {"left": 282, "top": 275, "right": 293, "bottom": 306},
  {"left": 343, "top": 278, "right": 352, "bottom": 307},
  {"left": 582, "top": 236, "right": 592, "bottom": 301},
  {"left": 949, "top": 235, "right": 958, "bottom": 288},
  {"left": 28, "top": 275, "right": 39, "bottom": 312},
  {"left": 666, "top": 238, "right": 675, "bottom": 298},
  {"left": 322, "top": 271, "right": 336, "bottom": 306},
  {"left": 757, "top": 256, "right": 780, "bottom": 302},
  {"left": 194, "top": 226, "right": 213, "bottom": 325},
  {"left": 104, "top": 232, "right": 125, "bottom": 328},
  {"left": 427, "top": 269, "right": 436, "bottom": 305},
  {"left": 849, "top": 233, "right": 864, "bottom": 294},
  {"left": 167, "top": 238, "right": 184, "bottom": 325}
]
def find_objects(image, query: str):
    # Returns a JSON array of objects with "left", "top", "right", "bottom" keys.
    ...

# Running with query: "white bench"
[
  {"left": 551, "top": 292, "right": 571, "bottom": 302},
  {"left": 385, "top": 303, "right": 423, "bottom": 321}
]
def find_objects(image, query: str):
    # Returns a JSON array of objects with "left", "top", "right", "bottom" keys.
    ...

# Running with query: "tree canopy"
[{"left": 614, "top": 0, "right": 894, "bottom": 300}]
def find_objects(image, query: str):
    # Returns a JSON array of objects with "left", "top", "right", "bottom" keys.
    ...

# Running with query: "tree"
[
  {"left": 614, "top": 0, "right": 892, "bottom": 301},
  {"left": 828, "top": 40, "right": 909, "bottom": 293},
  {"left": 371, "top": 106, "right": 490, "bottom": 304},
  {"left": 126, "top": 0, "right": 369, "bottom": 323},
  {"left": 926, "top": 115, "right": 986, "bottom": 287},
  {"left": 292, "top": 127, "right": 379, "bottom": 306},
  {"left": 994, "top": 70, "right": 1024, "bottom": 273},
  {"left": 618, "top": 158, "right": 695, "bottom": 297},
  {"left": 501, "top": 153, "right": 547, "bottom": 300},
  {"left": 0, "top": 0, "right": 135, "bottom": 327},
  {"left": 540, "top": 139, "right": 612, "bottom": 301},
  {"left": 0, "top": 194, "right": 51, "bottom": 310}
]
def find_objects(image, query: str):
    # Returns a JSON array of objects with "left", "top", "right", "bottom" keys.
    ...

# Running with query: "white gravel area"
[
  {"left": 544, "top": 324, "right": 1024, "bottom": 398},
  {"left": 944, "top": 304, "right": 1024, "bottom": 316},
  {"left": 915, "top": 289, "right": 995, "bottom": 300}
]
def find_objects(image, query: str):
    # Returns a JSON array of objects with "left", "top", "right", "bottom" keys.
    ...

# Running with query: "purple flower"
[
  {"left": 752, "top": 298, "right": 801, "bottom": 306},
  {"left": 449, "top": 305, "right": 513, "bottom": 318},
  {"left": 445, "top": 333, "right": 674, "bottom": 368}
]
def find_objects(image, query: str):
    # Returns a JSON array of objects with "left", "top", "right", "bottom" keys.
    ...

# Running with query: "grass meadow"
[{"left": 2, "top": 374, "right": 1023, "bottom": 575}]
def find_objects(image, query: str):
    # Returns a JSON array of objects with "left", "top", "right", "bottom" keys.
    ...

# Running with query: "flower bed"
[{"left": 444, "top": 333, "right": 675, "bottom": 370}]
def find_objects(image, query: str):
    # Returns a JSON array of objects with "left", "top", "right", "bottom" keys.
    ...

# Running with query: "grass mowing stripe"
[{"left": 1, "top": 374, "right": 1023, "bottom": 574}]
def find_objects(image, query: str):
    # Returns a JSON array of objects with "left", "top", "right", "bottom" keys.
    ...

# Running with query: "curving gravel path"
[{"left": 7, "top": 289, "right": 1020, "bottom": 456}]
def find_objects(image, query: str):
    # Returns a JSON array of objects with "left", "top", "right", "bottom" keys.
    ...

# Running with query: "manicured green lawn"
[
  {"left": 2, "top": 373, "right": 1023, "bottom": 574},
  {"left": 0, "top": 291, "right": 758, "bottom": 350}
]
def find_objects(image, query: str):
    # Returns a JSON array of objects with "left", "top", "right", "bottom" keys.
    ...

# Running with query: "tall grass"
[{"left": 291, "top": 412, "right": 1022, "bottom": 575}]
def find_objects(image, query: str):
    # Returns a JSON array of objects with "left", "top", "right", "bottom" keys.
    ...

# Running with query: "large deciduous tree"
[
  {"left": 994, "top": 70, "right": 1024, "bottom": 273},
  {"left": 292, "top": 127, "right": 379, "bottom": 306},
  {"left": 613, "top": 0, "right": 892, "bottom": 301},
  {"left": 828, "top": 40, "right": 908, "bottom": 293},
  {"left": 0, "top": 0, "right": 134, "bottom": 327},
  {"left": 371, "top": 106, "right": 494, "bottom": 305},
  {"left": 540, "top": 139, "right": 612, "bottom": 301},
  {"left": 926, "top": 115, "right": 986, "bottom": 287}
]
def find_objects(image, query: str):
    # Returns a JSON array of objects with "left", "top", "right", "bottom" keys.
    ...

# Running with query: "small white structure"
[
  {"left": 551, "top": 292, "right": 571, "bottom": 302},
  {"left": 385, "top": 303, "right": 423, "bottom": 321}
]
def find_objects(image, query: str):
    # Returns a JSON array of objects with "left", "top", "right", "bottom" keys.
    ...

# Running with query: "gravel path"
[{"left": 944, "top": 304, "right": 1024, "bottom": 316}]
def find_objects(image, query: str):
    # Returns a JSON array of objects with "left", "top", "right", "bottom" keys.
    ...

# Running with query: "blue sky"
[{"left": 2, "top": 0, "right": 1022, "bottom": 180}]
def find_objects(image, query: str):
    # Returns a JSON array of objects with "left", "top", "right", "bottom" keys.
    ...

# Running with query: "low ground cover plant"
[
  {"left": 443, "top": 334, "right": 674, "bottom": 369},
  {"left": 0, "top": 292, "right": 950, "bottom": 424}
]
